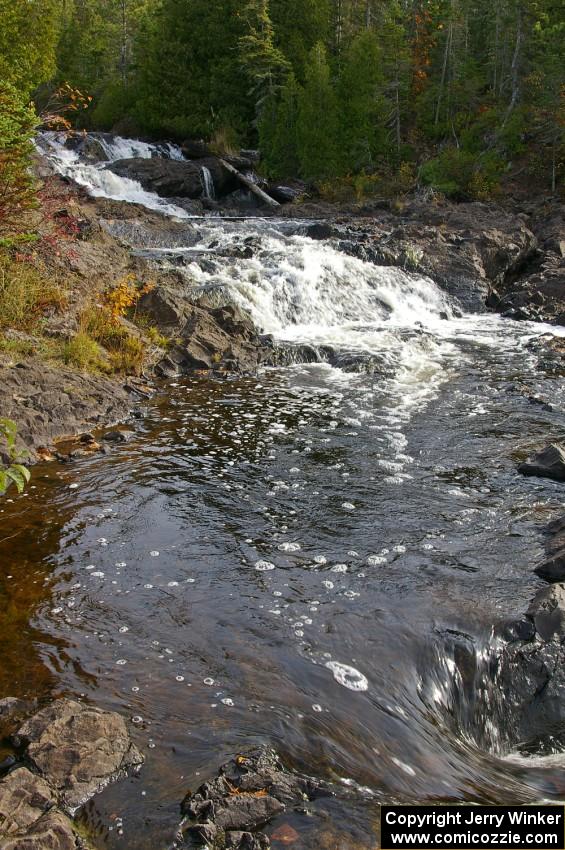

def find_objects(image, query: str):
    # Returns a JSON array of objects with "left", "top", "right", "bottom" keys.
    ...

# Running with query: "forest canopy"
[{"left": 2, "top": 0, "right": 564, "bottom": 196}]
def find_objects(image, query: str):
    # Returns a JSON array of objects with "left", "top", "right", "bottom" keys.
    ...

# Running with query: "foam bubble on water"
[
  {"left": 119, "top": 626, "right": 129, "bottom": 633},
  {"left": 393, "top": 545, "right": 407, "bottom": 553},
  {"left": 313, "top": 555, "right": 327, "bottom": 565},
  {"left": 97, "top": 538, "right": 108, "bottom": 545},
  {"left": 204, "top": 677, "right": 215, "bottom": 686},
  {"left": 255, "top": 560, "right": 275, "bottom": 571},
  {"left": 325, "top": 661, "right": 368, "bottom": 692},
  {"left": 341, "top": 502, "right": 355, "bottom": 511},
  {"left": 116, "top": 659, "right": 127, "bottom": 665},
  {"left": 222, "top": 698, "right": 234, "bottom": 706},
  {"left": 322, "top": 580, "right": 334, "bottom": 589},
  {"left": 367, "top": 555, "right": 387, "bottom": 566},
  {"left": 312, "top": 704, "right": 323, "bottom": 713},
  {"left": 91, "top": 571, "right": 105, "bottom": 578},
  {"left": 69, "top": 483, "right": 78, "bottom": 490},
  {"left": 150, "top": 550, "right": 160, "bottom": 557},
  {"left": 278, "top": 542, "right": 301, "bottom": 552},
  {"left": 331, "top": 564, "right": 348, "bottom": 573}
]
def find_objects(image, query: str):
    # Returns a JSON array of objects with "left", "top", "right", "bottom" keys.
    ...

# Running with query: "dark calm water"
[{"left": 1, "top": 318, "right": 565, "bottom": 848}]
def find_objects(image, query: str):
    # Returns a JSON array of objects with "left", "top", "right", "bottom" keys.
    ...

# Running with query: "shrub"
[{"left": 420, "top": 147, "right": 504, "bottom": 199}]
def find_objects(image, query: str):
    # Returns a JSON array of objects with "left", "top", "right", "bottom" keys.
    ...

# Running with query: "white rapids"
[{"left": 38, "top": 131, "right": 564, "bottom": 437}]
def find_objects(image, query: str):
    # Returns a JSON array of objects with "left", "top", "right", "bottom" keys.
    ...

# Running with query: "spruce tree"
[
  {"left": 295, "top": 43, "right": 339, "bottom": 181},
  {"left": 338, "top": 30, "right": 386, "bottom": 173},
  {"left": 259, "top": 72, "right": 301, "bottom": 177}
]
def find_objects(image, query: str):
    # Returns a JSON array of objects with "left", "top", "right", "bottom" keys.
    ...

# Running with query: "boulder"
[
  {"left": 526, "top": 583, "right": 565, "bottom": 641},
  {"left": 139, "top": 285, "right": 267, "bottom": 374},
  {"left": 182, "top": 139, "right": 212, "bottom": 159},
  {"left": 15, "top": 699, "right": 144, "bottom": 813},
  {"left": 106, "top": 157, "right": 236, "bottom": 199},
  {"left": 518, "top": 444, "right": 565, "bottom": 482},
  {"left": 496, "top": 584, "right": 565, "bottom": 751}
]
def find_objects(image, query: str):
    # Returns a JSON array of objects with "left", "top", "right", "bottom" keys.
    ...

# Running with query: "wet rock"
[
  {"left": 180, "top": 748, "right": 325, "bottom": 848},
  {"left": 518, "top": 444, "right": 565, "bottom": 482},
  {"left": 534, "top": 548, "right": 565, "bottom": 582},
  {"left": 267, "top": 186, "right": 299, "bottom": 204},
  {"left": 16, "top": 699, "right": 144, "bottom": 813},
  {"left": 225, "top": 831, "right": 270, "bottom": 849},
  {"left": 107, "top": 157, "right": 235, "bottom": 199},
  {"left": 339, "top": 201, "right": 536, "bottom": 313},
  {"left": 526, "top": 583, "right": 565, "bottom": 642},
  {"left": 305, "top": 222, "right": 339, "bottom": 240},
  {"left": 140, "top": 284, "right": 267, "bottom": 374},
  {"left": 102, "top": 430, "right": 132, "bottom": 443},
  {"left": 497, "top": 584, "right": 565, "bottom": 750},
  {"left": 213, "top": 796, "right": 284, "bottom": 832},
  {"left": 1, "top": 809, "right": 84, "bottom": 850}
]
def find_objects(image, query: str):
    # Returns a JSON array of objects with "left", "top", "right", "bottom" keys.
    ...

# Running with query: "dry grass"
[{"left": 0, "top": 253, "right": 67, "bottom": 333}]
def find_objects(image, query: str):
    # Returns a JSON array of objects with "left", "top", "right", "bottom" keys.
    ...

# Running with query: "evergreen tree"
[
  {"left": 238, "top": 0, "right": 290, "bottom": 125},
  {"left": 269, "top": 0, "right": 332, "bottom": 79},
  {"left": 296, "top": 43, "right": 339, "bottom": 180},
  {"left": 338, "top": 30, "right": 386, "bottom": 172},
  {"left": 0, "top": 0, "right": 61, "bottom": 95},
  {"left": 259, "top": 72, "right": 301, "bottom": 177}
]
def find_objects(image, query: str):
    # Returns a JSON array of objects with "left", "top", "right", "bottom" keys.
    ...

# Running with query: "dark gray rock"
[
  {"left": 102, "top": 430, "right": 133, "bottom": 443},
  {"left": 518, "top": 444, "right": 565, "bottom": 482},
  {"left": 180, "top": 748, "right": 325, "bottom": 848},
  {"left": 107, "top": 157, "right": 235, "bottom": 199},
  {"left": 534, "top": 548, "right": 565, "bottom": 582},
  {"left": 527, "top": 583, "right": 565, "bottom": 641}
]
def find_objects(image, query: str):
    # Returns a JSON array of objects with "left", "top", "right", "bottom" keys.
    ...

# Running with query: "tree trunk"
[
  {"left": 435, "top": 21, "right": 452, "bottom": 126},
  {"left": 219, "top": 159, "right": 280, "bottom": 207},
  {"left": 501, "top": 6, "right": 522, "bottom": 129}
]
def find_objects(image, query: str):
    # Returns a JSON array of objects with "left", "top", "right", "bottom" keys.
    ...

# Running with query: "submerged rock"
[{"left": 518, "top": 444, "right": 565, "bottom": 482}]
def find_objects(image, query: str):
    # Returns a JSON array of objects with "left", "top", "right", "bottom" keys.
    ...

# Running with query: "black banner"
[{"left": 381, "top": 806, "right": 565, "bottom": 849}]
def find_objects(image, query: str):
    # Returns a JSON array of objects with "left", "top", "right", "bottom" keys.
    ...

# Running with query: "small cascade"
[{"left": 200, "top": 165, "right": 216, "bottom": 200}]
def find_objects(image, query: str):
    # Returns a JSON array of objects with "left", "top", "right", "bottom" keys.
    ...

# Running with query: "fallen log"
[{"left": 219, "top": 158, "right": 280, "bottom": 208}]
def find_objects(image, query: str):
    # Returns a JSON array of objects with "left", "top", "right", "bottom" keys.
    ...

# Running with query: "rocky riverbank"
[{"left": 2, "top": 143, "right": 564, "bottom": 462}]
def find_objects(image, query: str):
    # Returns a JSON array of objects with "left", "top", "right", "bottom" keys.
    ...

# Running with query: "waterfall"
[{"left": 200, "top": 166, "right": 216, "bottom": 200}]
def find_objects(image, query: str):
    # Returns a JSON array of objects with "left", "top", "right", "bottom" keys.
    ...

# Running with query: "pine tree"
[{"left": 296, "top": 42, "right": 339, "bottom": 180}]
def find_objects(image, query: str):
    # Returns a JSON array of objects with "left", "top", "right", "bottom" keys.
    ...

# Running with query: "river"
[{"left": 2, "top": 135, "right": 565, "bottom": 848}]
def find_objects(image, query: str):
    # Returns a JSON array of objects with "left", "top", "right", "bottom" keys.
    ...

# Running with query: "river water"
[{"left": 2, "top": 135, "right": 565, "bottom": 848}]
